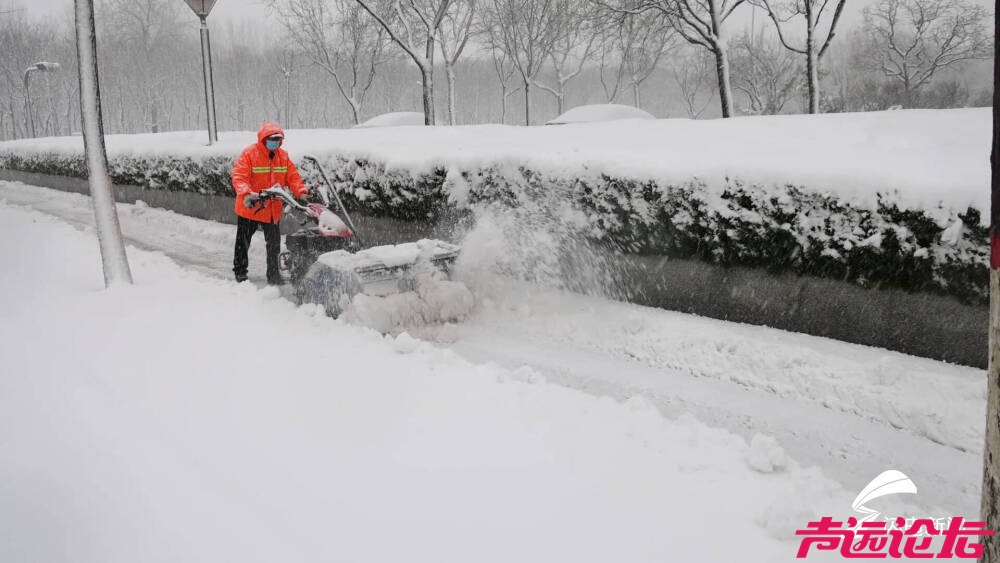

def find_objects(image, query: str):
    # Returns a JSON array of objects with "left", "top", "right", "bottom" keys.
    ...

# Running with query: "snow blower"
[{"left": 255, "top": 155, "right": 461, "bottom": 318}]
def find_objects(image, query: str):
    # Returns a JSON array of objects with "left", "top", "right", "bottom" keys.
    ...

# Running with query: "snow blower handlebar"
[
  {"left": 255, "top": 184, "right": 308, "bottom": 212},
  {"left": 252, "top": 185, "right": 357, "bottom": 240}
]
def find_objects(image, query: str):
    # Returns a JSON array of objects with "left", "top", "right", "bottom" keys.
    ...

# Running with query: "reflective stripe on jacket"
[{"left": 231, "top": 121, "right": 307, "bottom": 223}]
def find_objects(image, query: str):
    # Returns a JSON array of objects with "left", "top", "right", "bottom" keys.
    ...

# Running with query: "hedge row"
[{"left": 0, "top": 148, "right": 987, "bottom": 304}]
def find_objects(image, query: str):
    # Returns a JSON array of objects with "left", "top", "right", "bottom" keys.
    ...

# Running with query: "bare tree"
[
  {"left": 532, "top": 0, "right": 599, "bottom": 115},
  {"left": 99, "top": 0, "right": 186, "bottom": 133},
  {"left": 481, "top": 23, "right": 523, "bottom": 123},
  {"left": 750, "top": 0, "right": 847, "bottom": 114},
  {"left": 437, "top": 0, "right": 476, "bottom": 125},
  {"left": 730, "top": 31, "right": 801, "bottom": 114},
  {"left": 353, "top": 0, "right": 453, "bottom": 125},
  {"left": 0, "top": 10, "right": 35, "bottom": 139},
  {"left": 596, "top": 24, "right": 627, "bottom": 101},
  {"left": 618, "top": 14, "right": 678, "bottom": 106},
  {"left": 484, "top": 0, "right": 560, "bottom": 124},
  {"left": 272, "top": 0, "right": 390, "bottom": 125},
  {"left": 860, "top": 0, "right": 991, "bottom": 107},
  {"left": 600, "top": 0, "right": 745, "bottom": 117},
  {"left": 596, "top": 14, "right": 677, "bottom": 106},
  {"left": 672, "top": 47, "right": 715, "bottom": 117}
]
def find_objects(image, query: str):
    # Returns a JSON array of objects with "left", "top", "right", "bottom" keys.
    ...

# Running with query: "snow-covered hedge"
[
  {"left": 0, "top": 119, "right": 988, "bottom": 304},
  {"left": 0, "top": 150, "right": 235, "bottom": 196}
]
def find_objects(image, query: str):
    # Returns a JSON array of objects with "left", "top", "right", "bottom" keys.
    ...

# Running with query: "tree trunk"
[
  {"left": 421, "top": 38, "right": 435, "bottom": 126},
  {"left": 350, "top": 101, "right": 360, "bottom": 126},
  {"left": 117, "top": 83, "right": 126, "bottom": 133},
  {"left": 9, "top": 101, "right": 20, "bottom": 139},
  {"left": 986, "top": 269, "right": 1000, "bottom": 562},
  {"left": 713, "top": 43, "right": 734, "bottom": 118},
  {"left": 806, "top": 26, "right": 819, "bottom": 114},
  {"left": 632, "top": 81, "right": 641, "bottom": 108},
  {"left": 421, "top": 65, "right": 434, "bottom": 125},
  {"left": 500, "top": 84, "right": 508, "bottom": 124},
  {"left": 981, "top": 12, "right": 1000, "bottom": 561},
  {"left": 150, "top": 100, "right": 159, "bottom": 133},
  {"left": 445, "top": 62, "right": 457, "bottom": 125},
  {"left": 523, "top": 79, "right": 531, "bottom": 126}
]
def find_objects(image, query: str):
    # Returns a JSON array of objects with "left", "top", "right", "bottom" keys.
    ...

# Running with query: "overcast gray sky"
[
  {"left": 7, "top": 0, "right": 271, "bottom": 24},
  {"left": 5, "top": 0, "right": 992, "bottom": 44}
]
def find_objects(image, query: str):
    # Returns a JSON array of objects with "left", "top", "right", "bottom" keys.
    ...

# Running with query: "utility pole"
[
  {"left": 981, "top": 3, "right": 1000, "bottom": 561},
  {"left": 74, "top": 0, "right": 132, "bottom": 286},
  {"left": 183, "top": 0, "right": 219, "bottom": 144}
]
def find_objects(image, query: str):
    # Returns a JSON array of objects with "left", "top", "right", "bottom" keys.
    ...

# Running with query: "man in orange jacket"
[{"left": 231, "top": 121, "right": 309, "bottom": 284}]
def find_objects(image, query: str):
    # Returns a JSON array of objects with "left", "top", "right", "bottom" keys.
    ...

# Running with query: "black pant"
[{"left": 233, "top": 216, "right": 281, "bottom": 282}]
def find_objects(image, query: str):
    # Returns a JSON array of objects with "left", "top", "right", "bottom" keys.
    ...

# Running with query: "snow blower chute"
[{"left": 256, "top": 155, "right": 461, "bottom": 317}]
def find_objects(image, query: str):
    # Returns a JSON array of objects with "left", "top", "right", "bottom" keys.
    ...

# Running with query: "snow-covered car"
[
  {"left": 545, "top": 104, "right": 655, "bottom": 125},
  {"left": 353, "top": 112, "right": 425, "bottom": 128}
]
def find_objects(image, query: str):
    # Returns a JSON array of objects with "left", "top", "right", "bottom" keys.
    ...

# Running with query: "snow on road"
[{"left": 0, "top": 180, "right": 986, "bottom": 555}]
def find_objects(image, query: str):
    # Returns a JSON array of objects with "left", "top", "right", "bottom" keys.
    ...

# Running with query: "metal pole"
[
  {"left": 23, "top": 69, "right": 34, "bottom": 138},
  {"left": 199, "top": 15, "right": 218, "bottom": 144}
]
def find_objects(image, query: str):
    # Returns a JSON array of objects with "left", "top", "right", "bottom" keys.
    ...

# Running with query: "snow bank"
[
  {"left": 0, "top": 201, "right": 881, "bottom": 562},
  {"left": 545, "top": 103, "right": 656, "bottom": 124},
  {"left": 448, "top": 276, "right": 988, "bottom": 454},
  {"left": 0, "top": 108, "right": 987, "bottom": 211}
]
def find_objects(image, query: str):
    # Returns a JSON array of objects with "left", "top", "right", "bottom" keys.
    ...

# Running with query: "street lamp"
[
  {"left": 24, "top": 61, "right": 60, "bottom": 138},
  {"left": 183, "top": 0, "right": 219, "bottom": 144}
]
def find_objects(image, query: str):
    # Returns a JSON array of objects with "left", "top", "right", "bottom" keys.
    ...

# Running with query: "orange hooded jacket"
[{"left": 231, "top": 122, "right": 307, "bottom": 223}]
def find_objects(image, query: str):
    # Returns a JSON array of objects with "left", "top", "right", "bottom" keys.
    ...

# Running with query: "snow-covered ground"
[
  {"left": 2, "top": 108, "right": 989, "bottom": 212},
  {"left": 0, "top": 180, "right": 986, "bottom": 562}
]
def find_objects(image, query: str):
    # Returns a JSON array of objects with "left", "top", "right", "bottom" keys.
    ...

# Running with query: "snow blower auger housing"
[{"left": 256, "top": 155, "right": 461, "bottom": 318}]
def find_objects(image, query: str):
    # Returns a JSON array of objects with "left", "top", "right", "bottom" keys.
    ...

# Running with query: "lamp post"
[
  {"left": 183, "top": 0, "right": 219, "bottom": 144},
  {"left": 23, "top": 61, "right": 60, "bottom": 138}
]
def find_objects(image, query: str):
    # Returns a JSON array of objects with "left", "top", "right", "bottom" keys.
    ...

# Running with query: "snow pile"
[
  {"left": 0, "top": 201, "right": 888, "bottom": 563},
  {"left": 747, "top": 434, "right": 791, "bottom": 474},
  {"left": 545, "top": 103, "right": 656, "bottom": 124},
  {"left": 341, "top": 272, "right": 475, "bottom": 334},
  {"left": 308, "top": 239, "right": 475, "bottom": 333}
]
